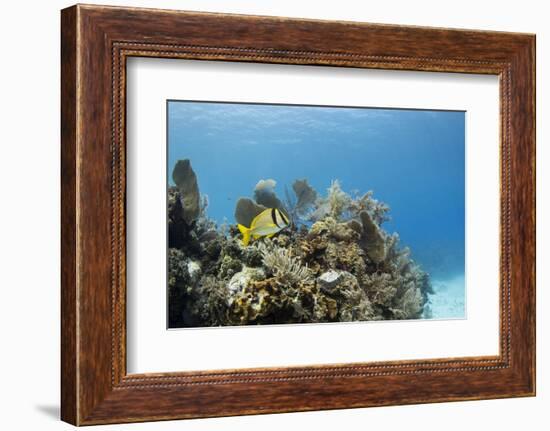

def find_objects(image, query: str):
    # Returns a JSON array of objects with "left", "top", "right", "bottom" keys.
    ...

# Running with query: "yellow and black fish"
[{"left": 237, "top": 208, "right": 290, "bottom": 246}]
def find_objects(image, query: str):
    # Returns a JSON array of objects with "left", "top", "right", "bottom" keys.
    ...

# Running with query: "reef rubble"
[{"left": 168, "top": 159, "right": 433, "bottom": 328}]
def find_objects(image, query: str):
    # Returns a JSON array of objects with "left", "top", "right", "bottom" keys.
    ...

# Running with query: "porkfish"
[{"left": 237, "top": 208, "right": 290, "bottom": 246}]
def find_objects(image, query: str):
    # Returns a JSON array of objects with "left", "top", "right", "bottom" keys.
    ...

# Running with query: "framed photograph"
[{"left": 61, "top": 4, "right": 535, "bottom": 425}]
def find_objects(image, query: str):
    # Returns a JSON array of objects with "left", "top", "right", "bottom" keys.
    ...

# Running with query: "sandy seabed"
[{"left": 426, "top": 274, "right": 466, "bottom": 319}]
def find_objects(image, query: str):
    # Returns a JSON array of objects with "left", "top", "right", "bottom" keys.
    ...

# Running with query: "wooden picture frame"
[{"left": 61, "top": 4, "right": 535, "bottom": 426}]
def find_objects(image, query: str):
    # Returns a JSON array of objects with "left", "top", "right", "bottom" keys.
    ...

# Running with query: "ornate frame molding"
[{"left": 61, "top": 5, "right": 535, "bottom": 425}]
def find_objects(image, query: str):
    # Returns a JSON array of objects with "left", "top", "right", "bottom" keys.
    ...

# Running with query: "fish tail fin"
[{"left": 237, "top": 224, "right": 251, "bottom": 246}]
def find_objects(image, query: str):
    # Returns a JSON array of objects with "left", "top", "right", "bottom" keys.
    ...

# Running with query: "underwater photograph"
[{"left": 167, "top": 100, "right": 466, "bottom": 329}]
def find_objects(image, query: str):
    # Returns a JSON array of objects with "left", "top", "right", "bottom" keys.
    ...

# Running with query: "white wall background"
[{"left": 0, "top": 1, "right": 546, "bottom": 429}]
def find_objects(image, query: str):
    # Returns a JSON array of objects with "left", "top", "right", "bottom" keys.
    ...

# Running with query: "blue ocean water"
[{"left": 168, "top": 101, "right": 466, "bottom": 318}]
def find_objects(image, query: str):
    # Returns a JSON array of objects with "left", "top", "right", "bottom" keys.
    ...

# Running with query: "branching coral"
[
  {"left": 305, "top": 180, "right": 390, "bottom": 227},
  {"left": 350, "top": 190, "right": 391, "bottom": 226},
  {"left": 257, "top": 242, "right": 312, "bottom": 286},
  {"left": 327, "top": 180, "right": 352, "bottom": 220}
]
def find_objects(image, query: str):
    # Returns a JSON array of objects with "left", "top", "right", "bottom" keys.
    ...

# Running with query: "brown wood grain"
[
  {"left": 61, "top": 4, "right": 536, "bottom": 426},
  {"left": 60, "top": 5, "right": 78, "bottom": 425}
]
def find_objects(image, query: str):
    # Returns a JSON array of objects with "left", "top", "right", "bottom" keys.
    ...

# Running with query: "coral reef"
[{"left": 168, "top": 159, "right": 432, "bottom": 327}]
